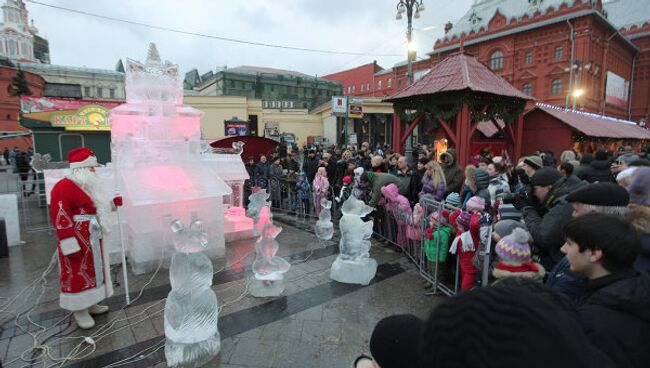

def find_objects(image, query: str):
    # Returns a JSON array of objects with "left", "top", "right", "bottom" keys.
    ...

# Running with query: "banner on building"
[
  {"left": 225, "top": 118, "right": 249, "bottom": 136},
  {"left": 331, "top": 96, "right": 347, "bottom": 115},
  {"left": 349, "top": 104, "right": 363, "bottom": 119},
  {"left": 605, "top": 71, "right": 630, "bottom": 109},
  {"left": 21, "top": 96, "right": 122, "bottom": 114},
  {"left": 50, "top": 104, "right": 111, "bottom": 131}
]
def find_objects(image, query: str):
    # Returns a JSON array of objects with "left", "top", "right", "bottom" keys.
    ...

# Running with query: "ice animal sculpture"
[
  {"left": 110, "top": 43, "right": 230, "bottom": 274},
  {"left": 250, "top": 223, "right": 291, "bottom": 297},
  {"left": 164, "top": 219, "right": 220, "bottom": 367},
  {"left": 314, "top": 198, "right": 334, "bottom": 241},
  {"left": 246, "top": 189, "right": 272, "bottom": 236},
  {"left": 330, "top": 196, "right": 377, "bottom": 285}
]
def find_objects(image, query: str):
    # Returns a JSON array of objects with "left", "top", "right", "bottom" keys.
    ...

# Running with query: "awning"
[{"left": 535, "top": 104, "right": 650, "bottom": 139}]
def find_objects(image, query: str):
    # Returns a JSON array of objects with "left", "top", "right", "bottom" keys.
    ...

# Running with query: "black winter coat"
[
  {"left": 578, "top": 270, "right": 650, "bottom": 368},
  {"left": 303, "top": 156, "right": 320, "bottom": 183},
  {"left": 522, "top": 175, "right": 587, "bottom": 268},
  {"left": 582, "top": 159, "right": 614, "bottom": 183},
  {"left": 441, "top": 149, "right": 463, "bottom": 194}
]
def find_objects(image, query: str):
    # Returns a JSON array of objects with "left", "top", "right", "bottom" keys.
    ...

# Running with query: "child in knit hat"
[
  {"left": 445, "top": 192, "right": 461, "bottom": 208},
  {"left": 335, "top": 175, "right": 353, "bottom": 205},
  {"left": 450, "top": 196, "right": 485, "bottom": 291},
  {"left": 492, "top": 227, "right": 545, "bottom": 281}
]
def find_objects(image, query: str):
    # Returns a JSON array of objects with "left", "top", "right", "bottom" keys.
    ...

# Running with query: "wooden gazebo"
[{"left": 384, "top": 51, "right": 534, "bottom": 166}]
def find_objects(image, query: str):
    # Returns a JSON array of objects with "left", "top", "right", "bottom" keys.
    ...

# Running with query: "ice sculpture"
[
  {"left": 164, "top": 219, "right": 220, "bottom": 367},
  {"left": 246, "top": 189, "right": 272, "bottom": 235},
  {"left": 250, "top": 223, "right": 291, "bottom": 297},
  {"left": 330, "top": 196, "right": 377, "bottom": 285},
  {"left": 314, "top": 198, "right": 334, "bottom": 241},
  {"left": 110, "top": 43, "right": 230, "bottom": 274}
]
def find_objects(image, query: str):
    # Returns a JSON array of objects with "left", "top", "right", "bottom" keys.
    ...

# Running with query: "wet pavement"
[{"left": 0, "top": 205, "right": 444, "bottom": 367}]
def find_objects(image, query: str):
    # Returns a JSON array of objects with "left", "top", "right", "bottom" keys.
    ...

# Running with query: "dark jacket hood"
[
  {"left": 586, "top": 271, "right": 650, "bottom": 323},
  {"left": 441, "top": 149, "right": 457, "bottom": 167},
  {"left": 474, "top": 168, "right": 489, "bottom": 190}
]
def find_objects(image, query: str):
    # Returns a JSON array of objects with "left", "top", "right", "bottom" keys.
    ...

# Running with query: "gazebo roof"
[{"left": 385, "top": 52, "right": 533, "bottom": 102}]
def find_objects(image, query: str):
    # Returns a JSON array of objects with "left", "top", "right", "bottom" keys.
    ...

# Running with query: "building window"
[
  {"left": 361, "top": 84, "right": 365, "bottom": 92},
  {"left": 522, "top": 83, "right": 533, "bottom": 96},
  {"left": 366, "top": 82, "right": 370, "bottom": 91},
  {"left": 388, "top": 78, "right": 392, "bottom": 88},
  {"left": 352, "top": 85, "right": 355, "bottom": 93},
  {"left": 229, "top": 80, "right": 235, "bottom": 88},
  {"left": 109, "top": 88, "right": 116, "bottom": 99},
  {"left": 524, "top": 51, "right": 532, "bottom": 64},
  {"left": 97, "top": 87, "right": 103, "bottom": 98},
  {"left": 551, "top": 79, "right": 562, "bottom": 95},
  {"left": 84, "top": 87, "right": 91, "bottom": 97},
  {"left": 378, "top": 80, "right": 382, "bottom": 90},
  {"left": 554, "top": 46, "right": 563, "bottom": 60},
  {"left": 8, "top": 40, "right": 16, "bottom": 55},
  {"left": 490, "top": 50, "right": 504, "bottom": 70}
]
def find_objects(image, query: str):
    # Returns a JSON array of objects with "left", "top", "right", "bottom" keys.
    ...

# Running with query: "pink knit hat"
[
  {"left": 456, "top": 211, "right": 472, "bottom": 229},
  {"left": 466, "top": 196, "right": 485, "bottom": 212},
  {"left": 495, "top": 228, "right": 532, "bottom": 266}
]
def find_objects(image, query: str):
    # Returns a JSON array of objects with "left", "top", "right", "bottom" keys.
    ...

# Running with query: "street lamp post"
[{"left": 396, "top": 0, "right": 424, "bottom": 163}]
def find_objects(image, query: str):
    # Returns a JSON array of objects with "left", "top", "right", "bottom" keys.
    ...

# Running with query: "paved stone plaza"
[{"left": 0, "top": 208, "right": 444, "bottom": 368}]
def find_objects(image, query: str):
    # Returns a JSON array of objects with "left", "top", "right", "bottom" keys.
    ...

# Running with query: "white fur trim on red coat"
[
  {"left": 69, "top": 155, "right": 98, "bottom": 169},
  {"left": 59, "top": 283, "right": 110, "bottom": 312},
  {"left": 59, "top": 237, "right": 81, "bottom": 256}
]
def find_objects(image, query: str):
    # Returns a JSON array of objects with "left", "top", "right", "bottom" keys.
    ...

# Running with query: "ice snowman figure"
[
  {"left": 164, "top": 219, "right": 220, "bottom": 367},
  {"left": 246, "top": 189, "right": 272, "bottom": 235},
  {"left": 250, "top": 223, "right": 291, "bottom": 297},
  {"left": 330, "top": 196, "right": 377, "bottom": 285},
  {"left": 314, "top": 198, "right": 334, "bottom": 241}
]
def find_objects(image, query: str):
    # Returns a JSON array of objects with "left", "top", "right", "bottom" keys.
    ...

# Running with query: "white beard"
[{"left": 67, "top": 168, "right": 113, "bottom": 234}]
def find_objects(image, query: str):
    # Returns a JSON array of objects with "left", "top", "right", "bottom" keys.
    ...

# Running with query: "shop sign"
[
  {"left": 21, "top": 96, "right": 122, "bottom": 113},
  {"left": 331, "top": 96, "right": 347, "bottom": 115},
  {"left": 225, "top": 119, "right": 249, "bottom": 136},
  {"left": 349, "top": 104, "right": 363, "bottom": 119},
  {"left": 51, "top": 105, "right": 111, "bottom": 131}
]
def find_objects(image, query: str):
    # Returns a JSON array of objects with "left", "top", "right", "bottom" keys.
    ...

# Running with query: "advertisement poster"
[
  {"left": 225, "top": 120, "right": 248, "bottom": 136},
  {"left": 605, "top": 71, "right": 630, "bottom": 109},
  {"left": 21, "top": 96, "right": 122, "bottom": 113},
  {"left": 331, "top": 96, "right": 347, "bottom": 115}
]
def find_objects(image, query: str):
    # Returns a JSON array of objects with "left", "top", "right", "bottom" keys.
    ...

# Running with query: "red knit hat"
[{"left": 68, "top": 147, "right": 98, "bottom": 169}]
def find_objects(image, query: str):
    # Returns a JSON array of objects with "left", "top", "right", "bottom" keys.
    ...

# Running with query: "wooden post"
[
  {"left": 457, "top": 103, "right": 470, "bottom": 166},
  {"left": 392, "top": 112, "right": 402, "bottom": 153},
  {"left": 514, "top": 114, "right": 524, "bottom": 162},
  {"left": 399, "top": 112, "right": 425, "bottom": 148}
]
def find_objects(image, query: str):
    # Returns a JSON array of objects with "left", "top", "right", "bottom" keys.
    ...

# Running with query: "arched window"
[
  {"left": 551, "top": 79, "right": 562, "bottom": 95},
  {"left": 388, "top": 78, "right": 392, "bottom": 88},
  {"left": 8, "top": 40, "right": 16, "bottom": 55},
  {"left": 490, "top": 50, "right": 504, "bottom": 70},
  {"left": 522, "top": 83, "right": 533, "bottom": 96}
]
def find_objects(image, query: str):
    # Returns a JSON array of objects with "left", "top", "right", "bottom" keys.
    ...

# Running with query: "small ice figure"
[
  {"left": 165, "top": 219, "right": 220, "bottom": 367},
  {"left": 330, "top": 196, "right": 377, "bottom": 285},
  {"left": 246, "top": 189, "right": 272, "bottom": 235},
  {"left": 314, "top": 198, "right": 334, "bottom": 241},
  {"left": 250, "top": 223, "right": 291, "bottom": 297}
]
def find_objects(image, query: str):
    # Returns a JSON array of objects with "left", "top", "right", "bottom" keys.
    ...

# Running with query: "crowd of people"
[
  {"left": 240, "top": 140, "right": 650, "bottom": 367},
  {"left": 344, "top": 143, "right": 649, "bottom": 368}
]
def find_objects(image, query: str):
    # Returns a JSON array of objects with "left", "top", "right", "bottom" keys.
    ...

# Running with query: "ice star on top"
[{"left": 124, "top": 42, "right": 182, "bottom": 107}]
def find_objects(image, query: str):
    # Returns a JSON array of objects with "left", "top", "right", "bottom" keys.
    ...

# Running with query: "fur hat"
[
  {"left": 495, "top": 228, "right": 532, "bottom": 265},
  {"left": 466, "top": 196, "right": 485, "bottom": 212},
  {"left": 629, "top": 167, "right": 650, "bottom": 206},
  {"left": 370, "top": 314, "right": 423, "bottom": 368},
  {"left": 445, "top": 192, "right": 460, "bottom": 207}
]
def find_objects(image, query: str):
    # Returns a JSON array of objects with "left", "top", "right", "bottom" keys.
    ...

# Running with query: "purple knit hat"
[
  {"left": 495, "top": 228, "right": 531, "bottom": 266},
  {"left": 456, "top": 211, "right": 472, "bottom": 229},
  {"left": 466, "top": 196, "right": 485, "bottom": 212},
  {"left": 629, "top": 167, "right": 650, "bottom": 206}
]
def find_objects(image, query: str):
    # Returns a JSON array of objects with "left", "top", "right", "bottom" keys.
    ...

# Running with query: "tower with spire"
[{"left": 0, "top": 0, "right": 48, "bottom": 63}]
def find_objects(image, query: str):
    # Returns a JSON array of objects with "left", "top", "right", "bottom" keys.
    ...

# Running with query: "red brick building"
[
  {"left": 322, "top": 61, "right": 384, "bottom": 97},
  {"left": 0, "top": 64, "right": 44, "bottom": 150},
  {"left": 429, "top": 0, "right": 647, "bottom": 123}
]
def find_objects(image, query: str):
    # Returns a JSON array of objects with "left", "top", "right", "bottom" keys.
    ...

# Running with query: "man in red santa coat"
[{"left": 49, "top": 147, "right": 122, "bottom": 329}]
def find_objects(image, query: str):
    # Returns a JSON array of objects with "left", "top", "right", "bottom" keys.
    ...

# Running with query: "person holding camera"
[{"left": 513, "top": 167, "right": 587, "bottom": 270}]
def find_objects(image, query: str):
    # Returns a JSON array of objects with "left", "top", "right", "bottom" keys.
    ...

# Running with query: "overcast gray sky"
[{"left": 27, "top": 0, "right": 472, "bottom": 77}]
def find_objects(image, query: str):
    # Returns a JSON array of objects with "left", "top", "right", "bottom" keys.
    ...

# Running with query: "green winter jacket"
[
  {"left": 367, "top": 172, "right": 409, "bottom": 207},
  {"left": 425, "top": 225, "right": 452, "bottom": 263}
]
